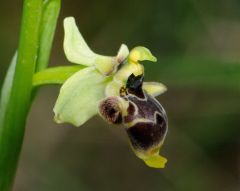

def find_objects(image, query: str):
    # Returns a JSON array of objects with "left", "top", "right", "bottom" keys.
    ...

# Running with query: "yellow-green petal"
[
  {"left": 143, "top": 82, "right": 167, "bottom": 97},
  {"left": 53, "top": 67, "right": 109, "bottom": 126}
]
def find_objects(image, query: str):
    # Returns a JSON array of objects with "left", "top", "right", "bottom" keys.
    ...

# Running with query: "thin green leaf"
[
  {"left": 36, "top": 0, "right": 61, "bottom": 71},
  {"left": 0, "top": 53, "right": 17, "bottom": 123}
]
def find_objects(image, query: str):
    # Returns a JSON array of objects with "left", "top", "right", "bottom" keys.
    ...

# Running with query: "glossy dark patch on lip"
[
  {"left": 126, "top": 116, "right": 167, "bottom": 150},
  {"left": 126, "top": 93, "right": 166, "bottom": 122},
  {"left": 127, "top": 88, "right": 145, "bottom": 99}
]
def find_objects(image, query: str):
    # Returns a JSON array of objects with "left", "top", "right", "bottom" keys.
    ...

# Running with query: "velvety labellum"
[{"left": 99, "top": 74, "right": 168, "bottom": 168}]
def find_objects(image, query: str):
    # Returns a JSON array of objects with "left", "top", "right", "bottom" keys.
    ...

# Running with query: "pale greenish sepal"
[
  {"left": 129, "top": 46, "right": 157, "bottom": 63},
  {"left": 143, "top": 82, "right": 167, "bottom": 97},
  {"left": 53, "top": 67, "right": 109, "bottom": 126},
  {"left": 64, "top": 17, "right": 130, "bottom": 76},
  {"left": 63, "top": 17, "right": 96, "bottom": 66}
]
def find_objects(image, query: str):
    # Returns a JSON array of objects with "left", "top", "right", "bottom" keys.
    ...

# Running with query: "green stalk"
[
  {"left": 0, "top": 0, "right": 43, "bottom": 190},
  {"left": 33, "top": 65, "right": 84, "bottom": 87}
]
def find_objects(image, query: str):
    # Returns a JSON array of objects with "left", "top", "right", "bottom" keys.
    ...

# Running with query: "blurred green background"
[{"left": 1, "top": 0, "right": 240, "bottom": 190}]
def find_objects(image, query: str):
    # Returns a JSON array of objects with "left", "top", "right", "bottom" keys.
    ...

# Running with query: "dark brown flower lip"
[{"left": 99, "top": 73, "right": 168, "bottom": 153}]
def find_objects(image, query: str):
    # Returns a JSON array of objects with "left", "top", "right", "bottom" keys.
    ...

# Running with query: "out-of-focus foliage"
[{"left": 0, "top": 0, "right": 240, "bottom": 191}]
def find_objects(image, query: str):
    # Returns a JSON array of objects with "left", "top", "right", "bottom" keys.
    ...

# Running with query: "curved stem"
[{"left": 33, "top": 65, "right": 84, "bottom": 87}]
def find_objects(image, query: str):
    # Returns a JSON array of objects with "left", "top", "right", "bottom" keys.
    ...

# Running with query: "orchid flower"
[{"left": 53, "top": 17, "right": 168, "bottom": 168}]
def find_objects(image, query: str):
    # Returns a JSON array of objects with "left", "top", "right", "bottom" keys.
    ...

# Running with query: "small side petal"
[
  {"left": 116, "top": 44, "right": 129, "bottom": 63},
  {"left": 143, "top": 82, "right": 167, "bottom": 97},
  {"left": 63, "top": 17, "right": 96, "bottom": 66},
  {"left": 53, "top": 67, "right": 109, "bottom": 126},
  {"left": 94, "top": 44, "right": 129, "bottom": 76}
]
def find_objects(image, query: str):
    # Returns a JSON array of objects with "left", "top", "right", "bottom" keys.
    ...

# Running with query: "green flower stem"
[
  {"left": 36, "top": 0, "right": 61, "bottom": 71},
  {"left": 33, "top": 65, "right": 84, "bottom": 87},
  {"left": 0, "top": 0, "right": 42, "bottom": 189}
]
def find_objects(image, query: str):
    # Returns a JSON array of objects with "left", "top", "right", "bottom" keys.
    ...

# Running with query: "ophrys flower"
[{"left": 53, "top": 17, "right": 168, "bottom": 168}]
